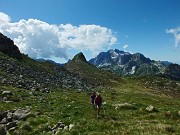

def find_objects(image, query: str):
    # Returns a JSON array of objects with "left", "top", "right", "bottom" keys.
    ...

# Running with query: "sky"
[{"left": 0, "top": 0, "right": 180, "bottom": 64}]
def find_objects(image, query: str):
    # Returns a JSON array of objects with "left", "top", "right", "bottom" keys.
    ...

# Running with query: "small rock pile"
[
  {"left": 50, "top": 121, "right": 75, "bottom": 134},
  {"left": 0, "top": 109, "right": 31, "bottom": 135}
]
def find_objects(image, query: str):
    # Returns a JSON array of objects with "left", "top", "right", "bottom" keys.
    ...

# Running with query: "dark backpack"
[
  {"left": 95, "top": 96, "right": 102, "bottom": 105},
  {"left": 91, "top": 95, "right": 96, "bottom": 103}
]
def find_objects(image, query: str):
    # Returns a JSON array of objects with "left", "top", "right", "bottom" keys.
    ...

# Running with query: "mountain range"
[
  {"left": 0, "top": 32, "right": 180, "bottom": 89},
  {"left": 89, "top": 49, "right": 180, "bottom": 80}
]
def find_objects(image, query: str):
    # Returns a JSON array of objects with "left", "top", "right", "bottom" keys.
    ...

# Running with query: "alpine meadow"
[{"left": 0, "top": 0, "right": 180, "bottom": 135}]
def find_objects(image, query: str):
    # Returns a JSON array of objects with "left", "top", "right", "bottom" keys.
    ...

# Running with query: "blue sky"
[{"left": 0, "top": 0, "right": 180, "bottom": 64}]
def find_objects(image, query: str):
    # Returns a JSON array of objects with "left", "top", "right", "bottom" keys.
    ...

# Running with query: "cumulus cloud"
[
  {"left": 0, "top": 12, "right": 117, "bottom": 60},
  {"left": 0, "top": 12, "right": 11, "bottom": 23},
  {"left": 123, "top": 44, "right": 128, "bottom": 49},
  {"left": 166, "top": 27, "right": 180, "bottom": 47}
]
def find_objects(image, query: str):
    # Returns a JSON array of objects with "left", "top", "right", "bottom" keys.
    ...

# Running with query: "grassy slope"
[
  {"left": 0, "top": 78, "right": 179, "bottom": 135},
  {"left": 64, "top": 59, "right": 121, "bottom": 87},
  {"left": 0, "top": 52, "right": 179, "bottom": 134},
  {"left": 0, "top": 52, "right": 59, "bottom": 76}
]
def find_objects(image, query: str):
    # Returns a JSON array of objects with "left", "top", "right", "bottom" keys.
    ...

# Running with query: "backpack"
[
  {"left": 95, "top": 96, "right": 102, "bottom": 105},
  {"left": 91, "top": 94, "right": 96, "bottom": 103}
]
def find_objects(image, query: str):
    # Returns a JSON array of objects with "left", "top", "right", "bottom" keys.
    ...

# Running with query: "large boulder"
[{"left": 13, "top": 109, "right": 30, "bottom": 120}]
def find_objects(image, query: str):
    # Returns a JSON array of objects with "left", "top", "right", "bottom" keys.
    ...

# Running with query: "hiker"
[
  {"left": 95, "top": 92, "right": 102, "bottom": 118},
  {"left": 90, "top": 92, "right": 96, "bottom": 109}
]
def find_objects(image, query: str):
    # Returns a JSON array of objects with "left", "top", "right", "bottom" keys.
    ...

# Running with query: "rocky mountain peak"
[
  {"left": 0, "top": 33, "right": 23, "bottom": 60},
  {"left": 88, "top": 49, "right": 174, "bottom": 76},
  {"left": 131, "top": 53, "right": 151, "bottom": 63},
  {"left": 72, "top": 52, "right": 87, "bottom": 62}
]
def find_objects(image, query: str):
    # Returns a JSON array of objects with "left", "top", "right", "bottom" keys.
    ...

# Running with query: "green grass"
[
  {"left": 64, "top": 57, "right": 122, "bottom": 87},
  {"left": 0, "top": 80, "right": 180, "bottom": 135}
]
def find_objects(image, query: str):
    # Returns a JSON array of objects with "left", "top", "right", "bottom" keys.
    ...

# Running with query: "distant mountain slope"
[
  {"left": 164, "top": 64, "right": 180, "bottom": 80},
  {"left": 64, "top": 52, "right": 121, "bottom": 87},
  {"left": 36, "top": 58, "right": 65, "bottom": 66},
  {"left": 89, "top": 49, "right": 179, "bottom": 79},
  {"left": 0, "top": 33, "right": 23, "bottom": 60},
  {"left": 0, "top": 33, "right": 93, "bottom": 91}
]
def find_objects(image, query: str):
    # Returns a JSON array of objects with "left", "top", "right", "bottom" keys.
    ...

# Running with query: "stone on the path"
[{"left": 146, "top": 105, "right": 158, "bottom": 112}]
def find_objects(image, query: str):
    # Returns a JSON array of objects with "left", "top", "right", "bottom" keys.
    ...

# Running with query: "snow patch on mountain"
[
  {"left": 98, "top": 63, "right": 111, "bottom": 68},
  {"left": 130, "top": 66, "right": 136, "bottom": 74}
]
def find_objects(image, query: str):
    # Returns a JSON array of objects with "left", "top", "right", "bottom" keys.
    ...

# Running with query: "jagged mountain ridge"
[{"left": 89, "top": 49, "right": 180, "bottom": 79}]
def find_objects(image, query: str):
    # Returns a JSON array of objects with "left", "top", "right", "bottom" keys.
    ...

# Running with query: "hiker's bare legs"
[{"left": 97, "top": 105, "right": 100, "bottom": 118}]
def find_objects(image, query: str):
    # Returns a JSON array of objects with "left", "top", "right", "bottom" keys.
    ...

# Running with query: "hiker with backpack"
[
  {"left": 94, "top": 92, "right": 103, "bottom": 118},
  {"left": 90, "top": 92, "right": 96, "bottom": 109}
]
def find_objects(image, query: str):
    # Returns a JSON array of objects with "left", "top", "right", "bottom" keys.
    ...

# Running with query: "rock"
[
  {"left": 0, "top": 118, "right": 8, "bottom": 124},
  {"left": 64, "top": 126, "right": 68, "bottom": 130},
  {"left": 146, "top": 105, "right": 158, "bottom": 112},
  {"left": 178, "top": 111, "right": 180, "bottom": 116},
  {"left": 6, "top": 122, "right": 17, "bottom": 130},
  {"left": 55, "top": 129, "right": 61, "bottom": 135},
  {"left": 1, "top": 79, "right": 7, "bottom": 84},
  {"left": 0, "top": 111, "right": 8, "bottom": 121},
  {"left": 0, "top": 125, "right": 6, "bottom": 135},
  {"left": 52, "top": 121, "right": 65, "bottom": 130},
  {"left": 69, "top": 124, "right": 75, "bottom": 131},
  {"left": 13, "top": 109, "right": 30, "bottom": 120},
  {"left": 2, "top": 91, "right": 13, "bottom": 96},
  {"left": 51, "top": 121, "right": 68, "bottom": 134},
  {"left": 7, "top": 112, "right": 13, "bottom": 121}
]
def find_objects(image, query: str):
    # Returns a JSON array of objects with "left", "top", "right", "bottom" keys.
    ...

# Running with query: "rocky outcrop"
[
  {"left": 0, "top": 33, "right": 23, "bottom": 60},
  {"left": 0, "top": 109, "right": 31, "bottom": 134}
]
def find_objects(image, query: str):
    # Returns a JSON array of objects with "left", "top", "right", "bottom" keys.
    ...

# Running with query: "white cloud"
[
  {"left": 123, "top": 44, "right": 128, "bottom": 49},
  {"left": 0, "top": 12, "right": 11, "bottom": 23},
  {"left": 166, "top": 27, "right": 180, "bottom": 47},
  {"left": 0, "top": 12, "right": 117, "bottom": 60}
]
